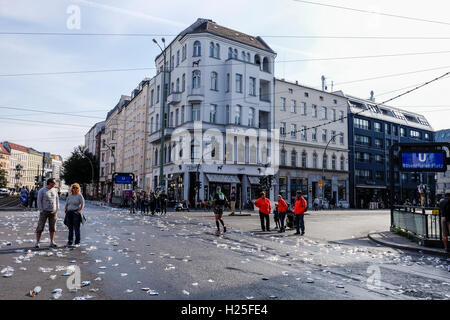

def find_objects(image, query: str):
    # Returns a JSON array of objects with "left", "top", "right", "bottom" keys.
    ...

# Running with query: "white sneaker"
[{"left": 35, "top": 242, "right": 40, "bottom": 248}]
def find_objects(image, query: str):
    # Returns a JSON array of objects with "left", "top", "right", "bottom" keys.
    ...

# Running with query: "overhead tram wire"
[{"left": 2, "top": 51, "right": 450, "bottom": 77}]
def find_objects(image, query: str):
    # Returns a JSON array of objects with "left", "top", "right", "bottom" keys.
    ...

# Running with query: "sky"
[{"left": 1, "top": 0, "right": 450, "bottom": 160}]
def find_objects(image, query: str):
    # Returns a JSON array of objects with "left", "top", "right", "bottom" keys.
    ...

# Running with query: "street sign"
[
  {"left": 400, "top": 151, "right": 446, "bottom": 172},
  {"left": 318, "top": 180, "right": 323, "bottom": 187},
  {"left": 115, "top": 175, "right": 132, "bottom": 184}
]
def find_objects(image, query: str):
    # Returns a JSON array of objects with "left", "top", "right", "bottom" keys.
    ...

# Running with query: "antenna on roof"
[
  {"left": 321, "top": 75, "right": 326, "bottom": 91},
  {"left": 370, "top": 90, "right": 375, "bottom": 102}
]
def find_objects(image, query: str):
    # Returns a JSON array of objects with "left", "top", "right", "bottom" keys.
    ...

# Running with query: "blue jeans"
[
  {"left": 294, "top": 214, "right": 305, "bottom": 233},
  {"left": 67, "top": 210, "right": 81, "bottom": 244}
]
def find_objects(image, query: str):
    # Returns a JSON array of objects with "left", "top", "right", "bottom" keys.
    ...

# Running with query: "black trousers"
[
  {"left": 259, "top": 212, "right": 270, "bottom": 231},
  {"left": 278, "top": 211, "right": 286, "bottom": 230}
]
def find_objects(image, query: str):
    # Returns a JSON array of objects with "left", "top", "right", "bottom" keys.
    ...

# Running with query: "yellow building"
[{"left": 27, "top": 148, "right": 43, "bottom": 189}]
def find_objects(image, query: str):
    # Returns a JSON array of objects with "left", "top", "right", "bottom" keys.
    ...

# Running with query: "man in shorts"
[
  {"left": 35, "top": 178, "right": 59, "bottom": 248},
  {"left": 439, "top": 192, "right": 450, "bottom": 253},
  {"left": 213, "top": 187, "right": 227, "bottom": 235}
]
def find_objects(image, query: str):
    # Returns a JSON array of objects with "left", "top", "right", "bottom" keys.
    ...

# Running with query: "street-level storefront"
[
  {"left": 355, "top": 185, "right": 388, "bottom": 209},
  {"left": 167, "top": 173, "right": 184, "bottom": 203}
]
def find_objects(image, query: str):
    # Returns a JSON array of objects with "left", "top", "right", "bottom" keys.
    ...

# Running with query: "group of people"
[
  {"left": 19, "top": 186, "right": 41, "bottom": 209},
  {"left": 129, "top": 190, "right": 168, "bottom": 215},
  {"left": 34, "top": 178, "right": 85, "bottom": 248}
]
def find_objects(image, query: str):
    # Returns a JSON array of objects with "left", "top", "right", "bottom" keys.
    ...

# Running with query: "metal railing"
[{"left": 391, "top": 205, "right": 441, "bottom": 241}]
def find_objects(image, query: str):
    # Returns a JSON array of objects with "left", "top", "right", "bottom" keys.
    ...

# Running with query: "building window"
[
  {"left": 374, "top": 122, "right": 382, "bottom": 132},
  {"left": 226, "top": 105, "right": 230, "bottom": 124},
  {"left": 339, "top": 132, "right": 344, "bottom": 145},
  {"left": 176, "top": 78, "right": 180, "bottom": 92},
  {"left": 356, "top": 169, "right": 372, "bottom": 179},
  {"left": 375, "top": 154, "right": 383, "bottom": 164},
  {"left": 209, "top": 42, "right": 214, "bottom": 57},
  {"left": 304, "top": 92, "right": 309, "bottom": 97},
  {"left": 215, "top": 43, "right": 220, "bottom": 59},
  {"left": 233, "top": 49, "right": 238, "bottom": 59},
  {"left": 210, "top": 72, "right": 218, "bottom": 90},
  {"left": 322, "top": 106, "right": 327, "bottom": 119},
  {"left": 156, "top": 114, "right": 159, "bottom": 130},
  {"left": 175, "top": 109, "right": 179, "bottom": 126},
  {"left": 312, "top": 128, "right": 317, "bottom": 141},
  {"left": 181, "top": 106, "right": 185, "bottom": 123},
  {"left": 385, "top": 123, "right": 391, "bottom": 134},
  {"left": 340, "top": 156, "right": 345, "bottom": 170},
  {"left": 281, "top": 97, "right": 286, "bottom": 111},
  {"left": 301, "top": 126, "right": 307, "bottom": 141},
  {"left": 322, "top": 129, "right": 327, "bottom": 142},
  {"left": 291, "top": 150, "right": 297, "bottom": 167},
  {"left": 410, "top": 130, "right": 421, "bottom": 139},
  {"left": 291, "top": 100, "right": 296, "bottom": 113},
  {"left": 301, "top": 102, "right": 307, "bottom": 115},
  {"left": 401, "top": 127, "right": 406, "bottom": 137},
  {"left": 313, "top": 153, "right": 318, "bottom": 169},
  {"left": 355, "top": 135, "right": 371, "bottom": 146},
  {"left": 424, "top": 132, "right": 430, "bottom": 140},
  {"left": 249, "top": 77, "right": 256, "bottom": 96},
  {"left": 280, "top": 149, "right": 286, "bottom": 166},
  {"left": 312, "top": 104, "right": 317, "bottom": 118},
  {"left": 228, "top": 47, "right": 232, "bottom": 59},
  {"left": 182, "top": 44, "right": 186, "bottom": 61},
  {"left": 210, "top": 104, "right": 217, "bottom": 123},
  {"left": 332, "top": 155, "right": 336, "bottom": 170},
  {"left": 340, "top": 110, "right": 344, "bottom": 123},
  {"left": 374, "top": 138, "right": 383, "bottom": 148},
  {"left": 235, "top": 74, "right": 243, "bottom": 93},
  {"left": 234, "top": 105, "right": 241, "bottom": 125},
  {"left": 323, "top": 154, "right": 328, "bottom": 169},
  {"left": 192, "top": 104, "right": 201, "bottom": 121},
  {"left": 241, "top": 51, "right": 246, "bottom": 60},
  {"left": 393, "top": 125, "right": 398, "bottom": 136},
  {"left": 302, "top": 151, "right": 307, "bottom": 168},
  {"left": 191, "top": 140, "right": 200, "bottom": 160},
  {"left": 192, "top": 70, "right": 201, "bottom": 89},
  {"left": 193, "top": 41, "right": 201, "bottom": 57},
  {"left": 331, "top": 131, "right": 336, "bottom": 144},
  {"left": 354, "top": 118, "right": 370, "bottom": 130},
  {"left": 280, "top": 122, "right": 286, "bottom": 136},
  {"left": 226, "top": 73, "right": 230, "bottom": 92},
  {"left": 176, "top": 50, "right": 180, "bottom": 66},
  {"left": 182, "top": 74, "right": 186, "bottom": 92},
  {"left": 156, "top": 85, "right": 160, "bottom": 103},
  {"left": 248, "top": 107, "right": 255, "bottom": 126},
  {"left": 332, "top": 109, "right": 337, "bottom": 121},
  {"left": 291, "top": 124, "right": 297, "bottom": 138}
]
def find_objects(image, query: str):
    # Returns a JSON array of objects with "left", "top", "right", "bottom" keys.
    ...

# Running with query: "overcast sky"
[{"left": 1, "top": 0, "right": 450, "bottom": 159}]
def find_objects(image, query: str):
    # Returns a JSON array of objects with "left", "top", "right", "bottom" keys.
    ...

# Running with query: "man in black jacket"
[{"left": 439, "top": 193, "right": 450, "bottom": 253}]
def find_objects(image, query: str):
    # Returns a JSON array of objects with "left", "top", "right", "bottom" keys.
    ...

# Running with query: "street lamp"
[
  {"left": 322, "top": 132, "right": 343, "bottom": 208},
  {"left": 153, "top": 37, "right": 167, "bottom": 192}
]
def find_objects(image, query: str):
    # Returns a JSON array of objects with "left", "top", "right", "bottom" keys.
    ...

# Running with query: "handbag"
[
  {"left": 81, "top": 213, "right": 87, "bottom": 225},
  {"left": 63, "top": 212, "right": 69, "bottom": 227}
]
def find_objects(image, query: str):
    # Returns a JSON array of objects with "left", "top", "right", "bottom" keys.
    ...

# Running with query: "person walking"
[
  {"left": 136, "top": 192, "right": 142, "bottom": 212},
  {"left": 254, "top": 191, "right": 272, "bottom": 232},
  {"left": 277, "top": 194, "right": 288, "bottom": 233},
  {"left": 35, "top": 178, "right": 59, "bottom": 248},
  {"left": 159, "top": 191, "right": 168, "bottom": 215},
  {"left": 64, "top": 183, "right": 85, "bottom": 247},
  {"left": 213, "top": 186, "right": 227, "bottom": 235},
  {"left": 130, "top": 191, "right": 137, "bottom": 214},
  {"left": 150, "top": 192, "right": 157, "bottom": 215},
  {"left": 313, "top": 197, "right": 320, "bottom": 211},
  {"left": 31, "top": 187, "right": 39, "bottom": 209},
  {"left": 229, "top": 187, "right": 236, "bottom": 216},
  {"left": 439, "top": 192, "right": 450, "bottom": 253},
  {"left": 293, "top": 191, "right": 307, "bottom": 235}
]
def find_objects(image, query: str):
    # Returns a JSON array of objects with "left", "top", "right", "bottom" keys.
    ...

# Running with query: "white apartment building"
[
  {"left": 85, "top": 121, "right": 105, "bottom": 156},
  {"left": 147, "top": 18, "right": 277, "bottom": 205},
  {"left": 274, "top": 79, "right": 349, "bottom": 207}
]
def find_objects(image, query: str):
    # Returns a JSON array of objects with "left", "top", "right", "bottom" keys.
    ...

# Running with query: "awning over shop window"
[
  {"left": 355, "top": 185, "right": 387, "bottom": 189},
  {"left": 206, "top": 174, "right": 240, "bottom": 184},
  {"left": 248, "top": 176, "right": 261, "bottom": 185}
]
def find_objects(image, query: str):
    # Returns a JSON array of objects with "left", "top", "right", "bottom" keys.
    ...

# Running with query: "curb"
[{"left": 367, "top": 232, "right": 449, "bottom": 258}]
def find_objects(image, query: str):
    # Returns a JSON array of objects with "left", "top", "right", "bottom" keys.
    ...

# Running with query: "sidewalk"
[{"left": 368, "top": 231, "right": 449, "bottom": 258}]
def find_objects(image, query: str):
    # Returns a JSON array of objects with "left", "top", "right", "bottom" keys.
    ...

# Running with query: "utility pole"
[{"left": 153, "top": 38, "right": 167, "bottom": 192}]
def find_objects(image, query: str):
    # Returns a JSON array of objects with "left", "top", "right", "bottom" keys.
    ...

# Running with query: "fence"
[{"left": 391, "top": 205, "right": 442, "bottom": 242}]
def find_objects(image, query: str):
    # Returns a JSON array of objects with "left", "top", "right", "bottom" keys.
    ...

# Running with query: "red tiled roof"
[
  {"left": 6, "top": 142, "right": 28, "bottom": 153},
  {"left": 0, "top": 144, "right": 10, "bottom": 155}
]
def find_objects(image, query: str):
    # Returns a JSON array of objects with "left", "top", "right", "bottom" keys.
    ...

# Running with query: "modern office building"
[{"left": 347, "top": 95, "right": 435, "bottom": 208}]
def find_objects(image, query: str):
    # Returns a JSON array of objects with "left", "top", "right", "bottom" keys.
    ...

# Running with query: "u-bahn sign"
[
  {"left": 112, "top": 172, "right": 135, "bottom": 184},
  {"left": 400, "top": 151, "right": 446, "bottom": 172}
]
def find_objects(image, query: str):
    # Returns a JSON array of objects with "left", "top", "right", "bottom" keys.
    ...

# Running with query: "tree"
[
  {"left": 61, "top": 145, "right": 99, "bottom": 194},
  {"left": 0, "top": 163, "right": 7, "bottom": 188}
]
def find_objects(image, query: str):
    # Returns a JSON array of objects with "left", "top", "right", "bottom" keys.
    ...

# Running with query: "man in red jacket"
[
  {"left": 293, "top": 191, "right": 307, "bottom": 235},
  {"left": 254, "top": 191, "right": 272, "bottom": 232},
  {"left": 277, "top": 195, "right": 288, "bottom": 233}
]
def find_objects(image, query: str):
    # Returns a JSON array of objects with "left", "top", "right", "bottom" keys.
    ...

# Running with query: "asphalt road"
[{"left": 1, "top": 202, "right": 449, "bottom": 300}]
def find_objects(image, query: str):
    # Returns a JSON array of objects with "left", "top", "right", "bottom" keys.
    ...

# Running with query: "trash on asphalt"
[
  {"left": 29, "top": 286, "right": 41, "bottom": 297},
  {"left": 147, "top": 290, "right": 159, "bottom": 296},
  {"left": 81, "top": 281, "right": 91, "bottom": 287}
]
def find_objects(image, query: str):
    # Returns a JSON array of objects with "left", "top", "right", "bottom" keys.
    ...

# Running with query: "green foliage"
[
  {"left": 0, "top": 163, "right": 7, "bottom": 188},
  {"left": 61, "top": 145, "right": 99, "bottom": 187}
]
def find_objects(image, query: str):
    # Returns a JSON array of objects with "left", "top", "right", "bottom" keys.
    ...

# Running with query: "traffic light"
[{"left": 34, "top": 176, "right": 39, "bottom": 183}]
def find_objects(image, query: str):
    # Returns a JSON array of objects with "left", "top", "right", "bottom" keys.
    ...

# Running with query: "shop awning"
[
  {"left": 356, "top": 185, "right": 387, "bottom": 189},
  {"left": 248, "top": 176, "right": 261, "bottom": 185},
  {"left": 206, "top": 174, "right": 240, "bottom": 184}
]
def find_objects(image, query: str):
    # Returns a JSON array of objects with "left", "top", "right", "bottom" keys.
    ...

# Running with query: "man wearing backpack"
[
  {"left": 439, "top": 192, "right": 450, "bottom": 253},
  {"left": 213, "top": 186, "right": 227, "bottom": 235},
  {"left": 293, "top": 190, "right": 307, "bottom": 235}
]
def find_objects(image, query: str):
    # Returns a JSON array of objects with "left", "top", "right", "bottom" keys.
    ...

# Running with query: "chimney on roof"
[
  {"left": 295, "top": 80, "right": 298, "bottom": 85},
  {"left": 321, "top": 75, "right": 327, "bottom": 91},
  {"left": 370, "top": 90, "right": 375, "bottom": 102}
]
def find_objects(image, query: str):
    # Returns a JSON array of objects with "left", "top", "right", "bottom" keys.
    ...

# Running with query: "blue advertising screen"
[
  {"left": 401, "top": 152, "right": 446, "bottom": 171},
  {"left": 115, "top": 175, "right": 132, "bottom": 184}
]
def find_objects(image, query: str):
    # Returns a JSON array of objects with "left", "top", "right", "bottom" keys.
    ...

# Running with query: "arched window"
[
  {"left": 241, "top": 51, "right": 246, "bottom": 61},
  {"left": 156, "top": 114, "right": 159, "bottom": 130},
  {"left": 302, "top": 151, "right": 307, "bottom": 168},
  {"left": 154, "top": 148, "right": 158, "bottom": 166},
  {"left": 215, "top": 43, "right": 220, "bottom": 58},
  {"left": 247, "top": 52, "right": 250, "bottom": 62},
  {"left": 176, "top": 78, "right": 180, "bottom": 92},
  {"left": 254, "top": 54, "right": 261, "bottom": 67},
  {"left": 262, "top": 57, "right": 270, "bottom": 72},
  {"left": 233, "top": 48, "right": 238, "bottom": 59},
  {"left": 210, "top": 71, "right": 218, "bottom": 90},
  {"left": 332, "top": 154, "right": 336, "bottom": 170},
  {"left": 209, "top": 42, "right": 214, "bottom": 57},
  {"left": 192, "top": 70, "right": 201, "bottom": 89},
  {"left": 323, "top": 153, "right": 328, "bottom": 169},
  {"left": 193, "top": 41, "right": 201, "bottom": 57},
  {"left": 182, "top": 74, "right": 185, "bottom": 91},
  {"left": 313, "top": 153, "right": 318, "bottom": 169},
  {"left": 340, "top": 156, "right": 345, "bottom": 171},
  {"left": 248, "top": 107, "right": 255, "bottom": 126},
  {"left": 291, "top": 150, "right": 297, "bottom": 167},
  {"left": 228, "top": 47, "right": 233, "bottom": 59},
  {"left": 234, "top": 105, "right": 241, "bottom": 125},
  {"left": 280, "top": 149, "right": 286, "bottom": 166},
  {"left": 191, "top": 140, "right": 200, "bottom": 160}
]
